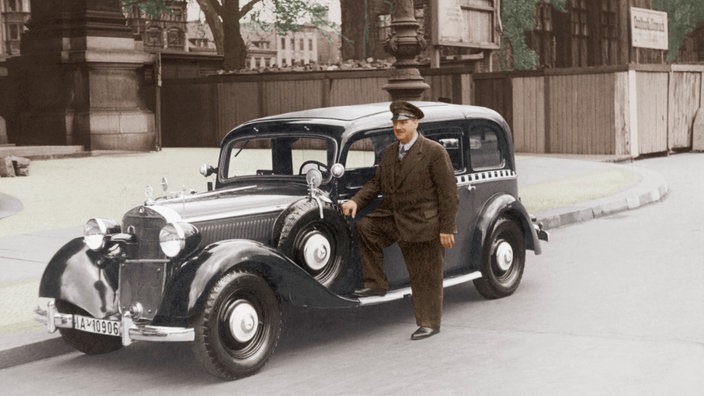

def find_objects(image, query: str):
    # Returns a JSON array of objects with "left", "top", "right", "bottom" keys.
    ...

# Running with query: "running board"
[{"left": 357, "top": 271, "right": 482, "bottom": 306}]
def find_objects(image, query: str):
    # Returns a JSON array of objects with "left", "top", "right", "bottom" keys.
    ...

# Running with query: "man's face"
[{"left": 392, "top": 118, "right": 418, "bottom": 144}]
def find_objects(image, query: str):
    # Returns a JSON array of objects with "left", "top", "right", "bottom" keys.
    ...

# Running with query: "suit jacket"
[{"left": 350, "top": 134, "right": 459, "bottom": 242}]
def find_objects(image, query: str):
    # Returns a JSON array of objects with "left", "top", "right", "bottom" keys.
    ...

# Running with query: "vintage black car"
[{"left": 35, "top": 101, "right": 548, "bottom": 380}]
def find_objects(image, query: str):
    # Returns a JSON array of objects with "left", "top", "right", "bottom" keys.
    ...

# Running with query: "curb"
[
  {"left": 0, "top": 162, "right": 670, "bottom": 370},
  {"left": 533, "top": 165, "right": 669, "bottom": 229},
  {"left": 0, "top": 337, "right": 73, "bottom": 370}
]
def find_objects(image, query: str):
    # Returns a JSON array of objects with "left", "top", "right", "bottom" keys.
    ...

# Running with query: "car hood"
[{"left": 147, "top": 187, "right": 303, "bottom": 224}]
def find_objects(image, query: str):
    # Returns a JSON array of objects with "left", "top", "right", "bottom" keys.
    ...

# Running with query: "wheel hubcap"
[
  {"left": 495, "top": 240, "right": 514, "bottom": 272},
  {"left": 228, "top": 300, "right": 259, "bottom": 343},
  {"left": 302, "top": 231, "right": 331, "bottom": 271}
]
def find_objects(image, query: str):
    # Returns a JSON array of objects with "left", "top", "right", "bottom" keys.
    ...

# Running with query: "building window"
[
  {"left": 167, "top": 28, "right": 183, "bottom": 48},
  {"left": 7, "top": 23, "right": 22, "bottom": 40},
  {"left": 6, "top": 0, "right": 19, "bottom": 12},
  {"left": 531, "top": 1, "right": 554, "bottom": 68},
  {"left": 598, "top": 0, "right": 618, "bottom": 65},
  {"left": 569, "top": 0, "right": 589, "bottom": 67},
  {"left": 145, "top": 26, "right": 163, "bottom": 47},
  {"left": 299, "top": 38, "right": 304, "bottom": 51}
]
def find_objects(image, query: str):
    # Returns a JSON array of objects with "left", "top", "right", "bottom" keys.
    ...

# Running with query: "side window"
[
  {"left": 346, "top": 138, "right": 376, "bottom": 169},
  {"left": 344, "top": 130, "right": 395, "bottom": 169},
  {"left": 468, "top": 123, "right": 506, "bottom": 171},
  {"left": 341, "top": 130, "right": 395, "bottom": 190},
  {"left": 424, "top": 126, "right": 465, "bottom": 173}
]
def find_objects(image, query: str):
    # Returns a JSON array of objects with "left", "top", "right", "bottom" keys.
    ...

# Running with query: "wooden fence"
[
  {"left": 160, "top": 67, "right": 473, "bottom": 147},
  {"left": 159, "top": 62, "right": 702, "bottom": 157},
  {"left": 473, "top": 64, "right": 704, "bottom": 157}
]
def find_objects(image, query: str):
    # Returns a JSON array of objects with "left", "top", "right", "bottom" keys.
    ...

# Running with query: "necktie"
[{"left": 399, "top": 145, "right": 407, "bottom": 160}]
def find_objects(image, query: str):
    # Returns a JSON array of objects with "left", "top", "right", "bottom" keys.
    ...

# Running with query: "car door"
[
  {"left": 423, "top": 123, "right": 471, "bottom": 274},
  {"left": 461, "top": 119, "right": 516, "bottom": 271}
]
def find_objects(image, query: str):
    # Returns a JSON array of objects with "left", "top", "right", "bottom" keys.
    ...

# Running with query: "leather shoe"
[
  {"left": 410, "top": 326, "right": 439, "bottom": 340},
  {"left": 353, "top": 287, "right": 387, "bottom": 297}
]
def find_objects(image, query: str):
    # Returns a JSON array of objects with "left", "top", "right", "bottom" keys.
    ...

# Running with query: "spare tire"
[{"left": 273, "top": 198, "right": 354, "bottom": 293}]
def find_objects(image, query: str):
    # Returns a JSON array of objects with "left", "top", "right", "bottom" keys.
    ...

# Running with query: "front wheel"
[
  {"left": 191, "top": 270, "right": 282, "bottom": 380},
  {"left": 473, "top": 217, "right": 526, "bottom": 299},
  {"left": 54, "top": 299, "right": 123, "bottom": 355}
]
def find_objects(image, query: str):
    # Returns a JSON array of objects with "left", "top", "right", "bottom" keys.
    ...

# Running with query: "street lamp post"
[{"left": 382, "top": 0, "right": 429, "bottom": 100}]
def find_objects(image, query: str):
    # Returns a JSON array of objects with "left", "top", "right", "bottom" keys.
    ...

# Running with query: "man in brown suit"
[{"left": 341, "top": 100, "right": 459, "bottom": 340}]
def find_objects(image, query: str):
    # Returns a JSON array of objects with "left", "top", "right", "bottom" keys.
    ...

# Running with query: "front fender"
[
  {"left": 155, "top": 239, "right": 357, "bottom": 323},
  {"left": 472, "top": 194, "right": 543, "bottom": 265},
  {"left": 38, "top": 238, "right": 119, "bottom": 319}
]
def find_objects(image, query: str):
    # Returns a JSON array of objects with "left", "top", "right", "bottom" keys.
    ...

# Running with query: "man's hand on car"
[{"left": 341, "top": 200, "right": 358, "bottom": 218}]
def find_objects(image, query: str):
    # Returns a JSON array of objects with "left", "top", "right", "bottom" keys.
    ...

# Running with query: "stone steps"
[{"left": 0, "top": 145, "right": 88, "bottom": 160}]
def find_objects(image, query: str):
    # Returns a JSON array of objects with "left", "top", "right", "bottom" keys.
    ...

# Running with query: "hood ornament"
[{"left": 145, "top": 185, "right": 155, "bottom": 204}]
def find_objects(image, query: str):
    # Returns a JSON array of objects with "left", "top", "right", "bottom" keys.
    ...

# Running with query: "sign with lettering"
[{"left": 630, "top": 7, "right": 668, "bottom": 50}]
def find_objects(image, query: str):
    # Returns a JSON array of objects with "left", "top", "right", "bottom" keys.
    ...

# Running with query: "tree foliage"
[
  {"left": 651, "top": 0, "right": 704, "bottom": 62},
  {"left": 500, "top": 0, "right": 565, "bottom": 71},
  {"left": 121, "top": 0, "right": 334, "bottom": 71}
]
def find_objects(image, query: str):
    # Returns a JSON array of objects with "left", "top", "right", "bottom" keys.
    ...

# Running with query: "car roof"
[{"left": 225, "top": 101, "right": 509, "bottom": 141}]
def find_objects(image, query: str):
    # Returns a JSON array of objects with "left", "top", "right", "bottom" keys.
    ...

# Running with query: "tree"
[
  {"left": 652, "top": 0, "right": 704, "bottom": 62},
  {"left": 500, "top": 0, "right": 566, "bottom": 71},
  {"left": 122, "top": 0, "right": 334, "bottom": 71}
]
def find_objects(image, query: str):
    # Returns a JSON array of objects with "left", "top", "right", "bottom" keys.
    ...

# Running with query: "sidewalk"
[{"left": 0, "top": 151, "right": 669, "bottom": 369}]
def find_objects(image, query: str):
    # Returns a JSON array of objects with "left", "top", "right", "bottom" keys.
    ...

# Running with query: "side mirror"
[{"left": 200, "top": 164, "right": 217, "bottom": 177}]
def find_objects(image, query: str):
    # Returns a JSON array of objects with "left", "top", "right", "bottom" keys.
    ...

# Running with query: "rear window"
[{"left": 469, "top": 124, "right": 506, "bottom": 171}]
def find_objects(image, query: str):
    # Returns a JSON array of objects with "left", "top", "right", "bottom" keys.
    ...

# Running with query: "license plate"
[{"left": 73, "top": 314, "right": 121, "bottom": 337}]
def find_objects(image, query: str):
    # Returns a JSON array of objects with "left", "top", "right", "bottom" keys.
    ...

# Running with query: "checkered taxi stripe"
[{"left": 456, "top": 169, "right": 516, "bottom": 185}]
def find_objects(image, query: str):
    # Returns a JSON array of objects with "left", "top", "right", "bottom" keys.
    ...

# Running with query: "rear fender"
[
  {"left": 38, "top": 238, "right": 119, "bottom": 319},
  {"left": 472, "top": 194, "right": 542, "bottom": 266},
  {"left": 156, "top": 239, "right": 357, "bottom": 322}
]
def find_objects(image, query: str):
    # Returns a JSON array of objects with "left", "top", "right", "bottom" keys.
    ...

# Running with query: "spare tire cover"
[{"left": 273, "top": 198, "right": 354, "bottom": 293}]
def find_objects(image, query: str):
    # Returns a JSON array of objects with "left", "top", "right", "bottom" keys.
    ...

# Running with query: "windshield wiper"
[{"left": 234, "top": 127, "right": 259, "bottom": 157}]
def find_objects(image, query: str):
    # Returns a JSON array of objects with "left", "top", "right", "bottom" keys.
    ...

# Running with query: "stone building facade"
[{"left": 0, "top": 0, "right": 30, "bottom": 60}]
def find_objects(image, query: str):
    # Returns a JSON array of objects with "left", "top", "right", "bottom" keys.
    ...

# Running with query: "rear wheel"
[
  {"left": 191, "top": 270, "right": 282, "bottom": 380},
  {"left": 54, "top": 299, "right": 123, "bottom": 355},
  {"left": 473, "top": 217, "right": 525, "bottom": 299}
]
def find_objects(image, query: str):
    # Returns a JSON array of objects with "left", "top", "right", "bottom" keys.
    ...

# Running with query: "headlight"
[
  {"left": 84, "top": 218, "right": 120, "bottom": 251},
  {"left": 159, "top": 222, "right": 199, "bottom": 258}
]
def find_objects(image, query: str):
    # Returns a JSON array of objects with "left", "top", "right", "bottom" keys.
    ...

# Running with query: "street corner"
[
  {"left": 520, "top": 161, "right": 668, "bottom": 229},
  {"left": 0, "top": 192, "right": 22, "bottom": 220}
]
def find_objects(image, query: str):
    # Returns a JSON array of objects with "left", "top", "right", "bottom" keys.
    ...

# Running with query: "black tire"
[
  {"left": 54, "top": 299, "right": 123, "bottom": 355},
  {"left": 191, "top": 270, "right": 282, "bottom": 380},
  {"left": 473, "top": 217, "right": 526, "bottom": 299},
  {"left": 274, "top": 198, "right": 354, "bottom": 294}
]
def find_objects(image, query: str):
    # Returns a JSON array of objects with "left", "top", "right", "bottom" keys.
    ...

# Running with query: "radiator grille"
[{"left": 122, "top": 209, "right": 167, "bottom": 260}]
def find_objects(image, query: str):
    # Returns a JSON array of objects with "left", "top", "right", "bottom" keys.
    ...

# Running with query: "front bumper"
[
  {"left": 34, "top": 299, "right": 194, "bottom": 346},
  {"left": 532, "top": 218, "right": 550, "bottom": 242}
]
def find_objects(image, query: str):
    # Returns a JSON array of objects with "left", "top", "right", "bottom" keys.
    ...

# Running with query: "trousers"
[{"left": 356, "top": 215, "right": 445, "bottom": 328}]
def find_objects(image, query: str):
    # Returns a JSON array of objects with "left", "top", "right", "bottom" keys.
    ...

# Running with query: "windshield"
[{"left": 223, "top": 129, "right": 338, "bottom": 180}]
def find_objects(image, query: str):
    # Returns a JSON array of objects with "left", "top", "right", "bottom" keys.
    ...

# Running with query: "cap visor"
[{"left": 391, "top": 113, "right": 414, "bottom": 121}]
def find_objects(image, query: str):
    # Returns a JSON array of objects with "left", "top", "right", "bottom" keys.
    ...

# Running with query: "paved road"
[{"left": 0, "top": 153, "right": 699, "bottom": 395}]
